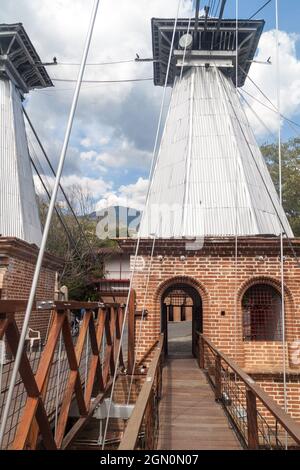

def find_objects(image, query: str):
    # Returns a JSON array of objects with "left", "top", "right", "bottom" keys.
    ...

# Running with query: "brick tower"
[
  {"left": 0, "top": 25, "right": 62, "bottom": 344},
  {"left": 122, "top": 15, "right": 300, "bottom": 422}
]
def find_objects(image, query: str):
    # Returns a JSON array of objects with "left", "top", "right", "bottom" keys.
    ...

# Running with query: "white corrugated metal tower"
[
  {"left": 0, "top": 24, "right": 53, "bottom": 246},
  {"left": 140, "top": 17, "right": 293, "bottom": 238}
]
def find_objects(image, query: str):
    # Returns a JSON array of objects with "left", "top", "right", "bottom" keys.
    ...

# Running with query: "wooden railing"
[
  {"left": 118, "top": 334, "right": 164, "bottom": 450},
  {"left": 196, "top": 332, "right": 300, "bottom": 450},
  {"left": 0, "top": 300, "right": 125, "bottom": 450}
]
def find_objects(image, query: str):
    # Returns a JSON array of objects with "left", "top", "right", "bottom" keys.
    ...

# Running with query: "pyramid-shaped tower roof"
[{"left": 139, "top": 17, "right": 293, "bottom": 238}]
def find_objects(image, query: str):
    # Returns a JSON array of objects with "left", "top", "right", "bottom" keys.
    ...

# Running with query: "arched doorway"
[{"left": 161, "top": 283, "right": 203, "bottom": 357}]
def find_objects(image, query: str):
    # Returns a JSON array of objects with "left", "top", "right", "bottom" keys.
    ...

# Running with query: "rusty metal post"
[
  {"left": 246, "top": 389, "right": 259, "bottom": 450},
  {"left": 199, "top": 335, "right": 205, "bottom": 369},
  {"left": 215, "top": 354, "right": 222, "bottom": 401},
  {"left": 127, "top": 290, "right": 136, "bottom": 374}
]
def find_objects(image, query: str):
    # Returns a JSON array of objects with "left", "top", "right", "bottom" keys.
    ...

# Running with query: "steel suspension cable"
[
  {"left": 218, "top": 68, "right": 300, "bottom": 274},
  {"left": 126, "top": 10, "right": 194, "bottom": 406},
  {"left": 50, "top": 77, "right": 152, "bottom": 84},
  {"left": 249, "top": 0, "right": 273, "bottom": 20},
  {"left": 234, "top": 0, "right": 239, "bottom": 362},
  {"left": 23, "top": 108, "right": 98, "bottom": 261},
  {"left": 30, "top": 156, "right": 82, "bottom": 258},
  {"left": 126, "top": 234, "right": 157, "bottom": 405},
  {"left": 0, "top": 0, "right": 101, "bottom": 447},
  {"left": 179, "top": 16, "right": 192, "bottom": 82},
  {"left": 145, "top": 6, "right": 184, "bottom": 202},
  {"left": 239, "top": 91, "right": 276, "bottom": 139},
  {"left": 239, "top": 68, "right": 300, "bottom": 131},
  {"left": 28, "top": 138, "right": 83, "bottom": 258},
  {"left": 125, "top": 0, "right": 191, "bottom": 409},
  {"left": 181, "top": 13, "right": 195, "bottom": 234},
  {"left": 127, "top": 0, "right": 210, "bottom": 410},
  {"left": 214, "top": 0, "right": 221, "bottom": 17},
  {"left": 212, "top": 0, "right": 271, "bottom": 52},
  {"left": 218, "top": 67, "right": 296, "bottom": 417},
  {"left": 240, "top": 88, "right": 300, "bottom": 137},
  {"left": 56, "top": 59, "right": 136, "bottom": 66},
  {"left": 182, "top": 16, "right": 195, "bottom": 236},
  {"left": 100, "top": 0, "right": 183, "bottom": 449},
  {"left": 211, "top": 0, "right": 216, "bottom": 15},
  {"left": 275, "top": 1, "right": 288, "bottom": 440},
  {"left": 27, "top": 122, "right": 93, "bottom": 259}
]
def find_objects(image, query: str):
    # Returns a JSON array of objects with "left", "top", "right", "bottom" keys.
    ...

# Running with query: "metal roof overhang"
[
  {"left": 151, "top": 18, "right": 265, "bottom": 87},
  {"left": 0, "top": 23, "right": 53, "bottom": 92}
]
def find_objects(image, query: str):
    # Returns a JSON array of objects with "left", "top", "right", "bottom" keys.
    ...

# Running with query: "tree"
[
  {"left": 38, "top": 184, "right": 116, "bottom": 300},
  {"left": 261, "top": 138, "right": 300, "bottom": 237}
]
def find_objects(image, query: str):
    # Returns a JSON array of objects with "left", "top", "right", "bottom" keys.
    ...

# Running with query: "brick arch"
[
  {"left": 154, "top": 275, "right": 209, "bottom": 308},
  {"left": 237, "top": 276, "right": 295, "bottom": 342},
  {"left": 237, "top": 276, "right": 294, "bottom": 308},
  {"left": 154, "top": 275, "right": 208, "bottom": 356}
]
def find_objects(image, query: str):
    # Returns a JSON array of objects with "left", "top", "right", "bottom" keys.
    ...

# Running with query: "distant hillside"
[{"left": 91, "top": 205, "right": 142, "bottom": 238}]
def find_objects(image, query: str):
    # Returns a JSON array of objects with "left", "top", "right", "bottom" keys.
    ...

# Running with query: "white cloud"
[
  {"left": 5, "top": 1, "right": 300, "bottom": 212},
  {"left": 4, "top": 0, "right": 189, "bottom": 193},
  {"left": 99, "top": 136, "right": 110, "bottom": 146},
  {"left": 242, "top": 30, "right": 300, "bottom": 137},
  {"left": 80, "top": 137, "right": 92, "bottom": 148},
  {"left": 80, "top": 150, "right": 97, "bottom": 161},
  {"left": 34, "top": 173, "right": 112, "bottom": 201},
  {"left": 78, "top": 136, "right": 152, "bottom": 169},
  {"left": 95, "top": 177, "right": 149, "bottom": 212},
  {"left": 96, "top": 143, "right": 152, "bottom": 169},
  {"left": 62, "top": 175, "right": 112, "bottom": 198}
]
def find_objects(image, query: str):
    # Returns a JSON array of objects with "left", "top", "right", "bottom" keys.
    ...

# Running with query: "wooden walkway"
[{"left": 157, "top": 356, "right": 242, "bottom": 450}]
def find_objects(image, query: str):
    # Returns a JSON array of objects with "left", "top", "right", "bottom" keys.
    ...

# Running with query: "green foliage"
[
  {"left": 261, "top": 138, "right": 300, "bottom": 236},
  {"left": 38, "top": 184, "right": 114, "bottom": 300}
]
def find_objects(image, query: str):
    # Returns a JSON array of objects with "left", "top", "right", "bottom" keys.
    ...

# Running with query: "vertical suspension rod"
[
  {"left": 0, "top": 0, "right": 101, "bottom": 448},
  {"left": 195, "top": 0, "right": 201, "bottom": 32},
  {"left": 204, "top": 6, "right": 210, "bottom": 31},
  {"left": 275, "top": 0, "right": 288, "bottom": 424},
  {"left": 217, "top": 0, "right": 227, "bottom": 31}
]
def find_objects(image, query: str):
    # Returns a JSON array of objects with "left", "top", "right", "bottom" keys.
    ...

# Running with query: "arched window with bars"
[{"left": 242, "top": 284, "right": 283, "bottom": 341}]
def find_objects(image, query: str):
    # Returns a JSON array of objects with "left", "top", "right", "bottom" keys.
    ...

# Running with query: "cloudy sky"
[{"left": 3, "top": 0, "right": 300, "bottom": 212}]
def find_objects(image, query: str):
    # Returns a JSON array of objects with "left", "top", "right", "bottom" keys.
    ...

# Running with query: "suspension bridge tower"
[
  {"left": 0, "top": 23, "right": 53, "bottom": 246},
  {"left": 140, "top": 15, "right": 292, "bottom": 237},
  {"left": 0, "top": 24, "right": 61, "bottom": 340},
  {"left": 120, "top": 8, "right": 300, "bottom": 421}
]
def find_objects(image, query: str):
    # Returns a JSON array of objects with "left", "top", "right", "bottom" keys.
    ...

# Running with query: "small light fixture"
[
  {"left": 179, "top": 33, "right": 193, "bottom": 50},
  {"left": 180, "top": 255, "right": 186, "bottom": 261}
]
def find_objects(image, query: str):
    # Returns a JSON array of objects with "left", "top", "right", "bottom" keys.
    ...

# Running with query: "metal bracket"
[{"left": 36, "top": 300, "right": 56, "bottom": 311}]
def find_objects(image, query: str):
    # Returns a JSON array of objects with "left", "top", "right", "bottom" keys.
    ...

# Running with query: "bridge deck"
[{"left": 157, "top": 356, "right": 242, "bottom": 450}]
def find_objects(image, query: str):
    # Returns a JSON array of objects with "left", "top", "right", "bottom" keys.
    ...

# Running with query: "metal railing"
[
  {"left": 196, "top": 332, "right": 300, "bottom": 450},
  {"left": 0, "top": 300, "right": 126, "bottom": 450},
  {"left": 118, "top": 334, "right": 164, "bottom": 450}
]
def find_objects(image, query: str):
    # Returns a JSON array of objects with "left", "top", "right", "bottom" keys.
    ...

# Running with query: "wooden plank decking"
[{"left": 157, "top": 356, "right": 242, "bottom": 450}]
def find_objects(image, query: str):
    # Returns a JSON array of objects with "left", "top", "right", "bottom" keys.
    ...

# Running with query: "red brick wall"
[
  {"left": 254, "top": 376, "right": 300, "bottom": 422},
  {"left": 112, "top": 376, "right": 144, "bottom": 405},
  {"left": 120, "top": 237, "right": 300, "bottom": 421},
  {"left": 0, "top": 238, "right": 63, "bottom": 341}
]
